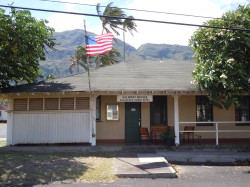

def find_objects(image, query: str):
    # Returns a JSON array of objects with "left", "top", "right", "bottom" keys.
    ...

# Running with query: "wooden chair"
[
  {"left": 151, "top": 126, "right": 167, "bottom": 142},
  {"left": 139, "top": 127, "right": 151, "bottom": 144},
  {"left": 182, "top": 126, "right": 195, "bottom": 143}
]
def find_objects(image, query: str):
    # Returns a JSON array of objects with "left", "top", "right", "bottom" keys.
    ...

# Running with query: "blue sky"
[{"left": 0, "top": 0, "right": 249, "bottom": 48}]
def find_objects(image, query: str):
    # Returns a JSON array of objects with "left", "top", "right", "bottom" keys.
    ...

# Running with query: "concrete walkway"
[
  {"left": 114, "top": 150, "right": 250, "bottom": 178},
  {"left": 115, "top": 153, "right": 177, "bottom": 178},
  {"left": 0, "top": 144, "right": 249, "bottom": 179}
]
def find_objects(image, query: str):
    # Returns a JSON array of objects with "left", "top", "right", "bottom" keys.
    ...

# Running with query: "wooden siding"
[{"left": 12, "top": 112, "right": 90, "bottom": 144}]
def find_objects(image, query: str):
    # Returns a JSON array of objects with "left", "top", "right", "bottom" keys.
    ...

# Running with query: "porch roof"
[{"left": 2, "top": 61, "right": 198, "bottom": 94}]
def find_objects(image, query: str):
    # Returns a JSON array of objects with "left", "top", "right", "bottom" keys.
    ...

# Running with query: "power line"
[
  {"left": 0, "top": 4, "right": 249, "bottom": 32},
  {"left": 38, "top": 0, "right": 217, "bottom": 19}
]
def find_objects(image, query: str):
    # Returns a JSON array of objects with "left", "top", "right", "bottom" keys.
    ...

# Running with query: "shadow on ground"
[{"left": 0, "top": 151, "right": 114, "bottom": 186}]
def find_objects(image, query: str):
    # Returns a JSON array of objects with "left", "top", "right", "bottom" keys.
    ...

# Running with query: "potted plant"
[{"left": 162, "top": 127, "right": 175, "bottom": 146}]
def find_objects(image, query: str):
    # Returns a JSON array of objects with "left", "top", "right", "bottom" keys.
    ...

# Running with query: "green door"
[{"left": 125, "top": 102, "right": 141, "bottom": 143}]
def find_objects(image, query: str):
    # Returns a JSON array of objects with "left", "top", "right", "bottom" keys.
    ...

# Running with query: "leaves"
[
  {"left": 70, "top": 2, "right": 136, "bottom": 71},
  {"left": 69, "top": 47, "right": 121, "bottom": 73},
  {"left": 96, "top": 2, "right": 126, "bottom": 35},
  {"left": 0, "top": 8, "right": 55, "bottom": 88},
  {"left": 189, "top": 5, "right": 250, "bottom": 109}
]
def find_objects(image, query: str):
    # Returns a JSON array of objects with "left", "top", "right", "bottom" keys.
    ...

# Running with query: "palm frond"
[
  {"left": 96, "top": 3, "right": 102, "bottom": 18},
  {"left": 123, "top": 16, "right": 137, "bottom": 36},
  {"left": 103, "top": 2, "right": 114, "bottom": 15},
  {"left": 99, "top": 48, "right": 121, "bottom": 66},
  {"left": 97, "top": 2, "right": 126, "bottom": 36}
]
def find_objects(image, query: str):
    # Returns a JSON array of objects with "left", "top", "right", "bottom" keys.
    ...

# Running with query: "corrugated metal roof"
[{"left": 2, "top": 61, "right": 197, "bottom": 93}]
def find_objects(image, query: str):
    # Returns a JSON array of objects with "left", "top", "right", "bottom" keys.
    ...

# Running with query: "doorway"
[{"left": 125, "top": 102, "right": 141, "bottom": 143}]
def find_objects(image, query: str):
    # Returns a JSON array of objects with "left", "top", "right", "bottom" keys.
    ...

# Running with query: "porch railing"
[{"left": 179, "top": 121, "right": 250, "bottom": 146}]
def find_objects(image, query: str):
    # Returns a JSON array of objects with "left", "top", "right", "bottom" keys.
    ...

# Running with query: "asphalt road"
[
  {"left": 35, "top": 164, "right": 250, "bottom": 187},
  {"left": 0, "top": 123, "right": 6, "bottom": 138}
]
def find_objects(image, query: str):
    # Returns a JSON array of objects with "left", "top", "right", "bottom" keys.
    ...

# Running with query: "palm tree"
[
  {"left": 69, "top": 46, "right": 88, "bottom": 73},
  {"left": 122, "top": 16, "right": 137, "bottom": 61},
  {"left": 99, "top": 48, "right": 121, "bottom": 66},
  {"left": 96, "top": 2, "right": 125, "bottom": 35},
  {"left": 96, "top": 3, "right": 137, "bottom": 62},
  {"left": 70, "top": 47, "right": 121, "bottom": 73}
]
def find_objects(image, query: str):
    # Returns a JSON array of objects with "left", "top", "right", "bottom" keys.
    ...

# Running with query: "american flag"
[{"left": 85, "top": 32, "right": 113, "bottom": 56}]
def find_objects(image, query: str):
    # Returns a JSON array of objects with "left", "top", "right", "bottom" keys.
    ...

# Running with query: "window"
[
  {"left": 106, "top": 104, "right": 119, "bottom": 121},
  {"left": 13, "top": 97, "right": 90, "bottom": 111},
  {"left": 96, "top": 96, "right": 101, "bottom": 120},
  {"left": 196, "top": 96, "right": 213, "bottom": 126},
  {"left": 60, "top": 98, "right": 74, "bottom": 110},
  {"left": 235, "top": 96, "right": 250, "bottom": 126},
  {"left": 75, "top": 97, "right": 89, "bottom": 110},
  {"left": 29, "top": 98, "right": 43, "bottom": 110},
  {"left": 44, "top": 98, "right": 59, "bottom": 110},
  {"left": 13, "top": 99, "right": 28, "bottom": 111},
  {"left": 150, "top": 96, "right": 167, "bottom": 125}
]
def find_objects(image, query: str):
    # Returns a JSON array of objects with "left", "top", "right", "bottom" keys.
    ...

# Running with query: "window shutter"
[
  {"left": 60, "top": 98, "right": 74, "bottom": 110},
  {"left": 29, "top": 98, "right": 43, "bottom": 110},
  {"left": 44, "top": 98, "right": 59, "bottom": 110},
  {"left": 13, "top": 99, "right": 28, "bottom": 111},
  {"left": 75, "top": 97, "right": 90, "bottom": 110}
]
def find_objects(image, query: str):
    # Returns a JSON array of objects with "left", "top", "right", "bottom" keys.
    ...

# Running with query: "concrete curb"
[
  {"left": 157, "top": 151, "right": 250, "bottom": 163},
  {"left": 0, "top": 145, "right": 123, "bottom": 153}
]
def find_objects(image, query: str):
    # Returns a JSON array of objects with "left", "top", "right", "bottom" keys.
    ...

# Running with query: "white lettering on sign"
[{"left": 117, "top": 95, "right": 153, "bottom": 102}]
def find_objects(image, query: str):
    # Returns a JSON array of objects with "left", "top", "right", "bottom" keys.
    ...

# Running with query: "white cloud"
[
  {"left": 47, "top": 13, "right": 84, "bottom": 32},
  {"left": 47, "top": 0, "right": 101, "bottom": 32},
  {"left": 46, "top": 0, "right": 249, "bottom": 48},
  {"left": 113, "top": 0, "right": 225, "bottom": 48},
  {"left": 211, "top": 0, "right": 249, "bottom": 10}
]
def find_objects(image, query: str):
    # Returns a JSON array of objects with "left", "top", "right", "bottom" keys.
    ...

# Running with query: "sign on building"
[{"left": 117, "top": 95, "right": 153, "bottom": 102}]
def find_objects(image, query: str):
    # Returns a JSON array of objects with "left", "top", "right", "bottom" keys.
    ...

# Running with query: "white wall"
[
  {"left": 10, "top": 111, "right": 90, "bottom": 144},
  {"left": 0, "top": 110, "right": 7, "bottom": 121}
]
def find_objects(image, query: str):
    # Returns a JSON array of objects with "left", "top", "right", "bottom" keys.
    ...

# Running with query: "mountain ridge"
[{"left": 40, "top": 29, "right": 194, "bottom": 77}]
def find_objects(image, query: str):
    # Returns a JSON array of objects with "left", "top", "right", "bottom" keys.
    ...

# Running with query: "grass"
[
  {"left": 0, "top": 123, "right": 115, "bottom": 184},
  {"left": 0, "top": 151, "right": 116, "bottom": 186}
]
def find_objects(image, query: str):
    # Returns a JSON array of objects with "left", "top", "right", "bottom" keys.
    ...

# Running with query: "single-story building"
[
  {"left": 1, "top": 61, "right": 249, "bottom": 146},
  {"left": 0, "top": 104, "right": 7, "bottom": 123}
]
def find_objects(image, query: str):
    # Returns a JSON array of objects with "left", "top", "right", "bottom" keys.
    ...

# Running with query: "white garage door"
[{"left": 12, "top": 112, "right": 90, "bottom": 144}]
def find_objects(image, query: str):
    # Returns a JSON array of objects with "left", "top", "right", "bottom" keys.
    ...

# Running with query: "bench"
[{"left": 151, "top": 126, "right": 174, "bottom": 142}]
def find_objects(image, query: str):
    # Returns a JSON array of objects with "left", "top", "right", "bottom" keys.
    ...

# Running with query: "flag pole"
[
  {"left": 84, "top": 19, "right": 91, "bottom": 93},
  {"left": 84, "top": 20, "right": 96, "bottom": 146}
]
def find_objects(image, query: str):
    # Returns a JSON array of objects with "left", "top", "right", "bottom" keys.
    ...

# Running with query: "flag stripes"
[{"left": 86, "top": 32, "right": 113, "bottom": 56}]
